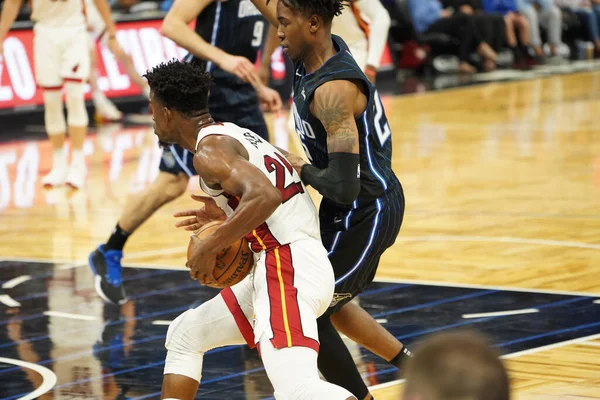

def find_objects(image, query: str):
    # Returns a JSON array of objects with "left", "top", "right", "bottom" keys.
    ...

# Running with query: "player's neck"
[
  {"left": 178, "top": 112, "right": 214, "bottom": 152},
  {"left": 303, "top": 35, "right": 336, "bottom": 74}
]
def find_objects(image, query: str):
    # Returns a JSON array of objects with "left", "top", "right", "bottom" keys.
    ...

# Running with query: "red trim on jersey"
[
  {"left": 221, "top": 287, "right": 256, "bottom": 349},
  {"left": 37, "top": 85, "right": 63, "bottom": 90},
  {"left": 63, "top": 78, "right": 84, "bottom": 83},
  {"left": 265, "top": 245, "right": 319, "bottom": 353},
  {"left": 351, "top": 3, "right": 370, "bottom": 40},
  {"left": 250, "top": 222, "right": 280, "bottom": 252}
]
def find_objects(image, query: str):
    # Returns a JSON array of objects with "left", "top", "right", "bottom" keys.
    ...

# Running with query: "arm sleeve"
[
  {"left": 353, "top": 0, "right": 391, "bottom": 69},
  {"left": 300, "top": 153, "right": 361, "bottom": 205}
]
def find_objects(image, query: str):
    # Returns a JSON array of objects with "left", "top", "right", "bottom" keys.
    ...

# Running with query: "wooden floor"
[{"left": 2, "top": 70, "right": 600, "bottom": 399}]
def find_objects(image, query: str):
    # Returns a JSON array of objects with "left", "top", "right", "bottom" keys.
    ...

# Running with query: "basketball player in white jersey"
[
  {"left": 146, "top": 60, "right": 354, "bottom": 400},
  {"left": 85, "top": 0, "right": 150, "bottom": 122},
  {"left": 0, "top": 0, "right": 116, "bottom": 187}
]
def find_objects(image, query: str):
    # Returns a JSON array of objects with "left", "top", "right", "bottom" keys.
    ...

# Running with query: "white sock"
[
  {"left": 52, "top": 147, "right": 67, "bottom": 170},
  {"left": 71, "top": 149, "right": 85, "bottom": 167},
  {"left": 92, "top": 90, "right": 106, "bottom": 106}
]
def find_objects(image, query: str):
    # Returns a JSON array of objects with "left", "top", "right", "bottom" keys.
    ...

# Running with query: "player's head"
[
  {"left": 403, "top": 330, "right": 510, "bottom": 400},
  {"left": 144, "top": 60, "right": 212, "bottom": 145},
  {"left": 272, "top": 0, "right": 348, "bottom": 62}
]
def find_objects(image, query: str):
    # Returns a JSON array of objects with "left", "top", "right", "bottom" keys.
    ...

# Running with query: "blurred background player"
[
  {"left": 0, "top": 0, "right": 117, "bottom": 188},
  {"left": 89, "top": 0, "right": 282, "bottom": 305},
  {"left": 403, "top": 330, "right": 510, "bottom": 400},
  {"left": 85, "top": 0, "right": 150, "bottom": 122}
]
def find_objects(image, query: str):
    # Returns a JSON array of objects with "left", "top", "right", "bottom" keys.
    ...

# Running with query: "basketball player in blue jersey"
[
  {"left": 88, "top": 0, "right": 282, "bottom": 304},
  {"left": 249, "top": 0, "right": 412, "bottom": 398}
]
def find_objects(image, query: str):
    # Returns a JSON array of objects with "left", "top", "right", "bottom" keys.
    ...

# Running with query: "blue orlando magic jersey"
[
  {"left": 191, "top": 0, "right": 265, "bottom": 82},
  {"left": 291, "top": 35, "right": 400, "bottom": 208}
]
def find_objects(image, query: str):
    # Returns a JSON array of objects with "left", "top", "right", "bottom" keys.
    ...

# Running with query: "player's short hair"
[
  {"left": 403, "top": 330, "right": 510, "bottom": 400},
  {"left": 144, "top": 60, "right": 212, "bottom": 117},
  {"left": 273, "top": 0, "right": 348, "bottom": 24}
]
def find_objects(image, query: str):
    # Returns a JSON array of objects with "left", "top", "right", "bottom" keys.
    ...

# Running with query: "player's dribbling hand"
[
  {"left": 257, "top": 85, "right": 282, "bottom": 113},
  {"left": 173, "top": 194, "right": 226, "bottom": 231},
  {"left": 218, "top": 54, "right": 260, "bottom": 85},
  {"left": 186, "top": 235, "right": 217, "bottom": 285}
]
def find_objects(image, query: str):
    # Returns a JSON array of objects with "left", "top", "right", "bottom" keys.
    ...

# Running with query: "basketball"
[{"left": 187, "top": 221, "right": 254, "bottom": 288}]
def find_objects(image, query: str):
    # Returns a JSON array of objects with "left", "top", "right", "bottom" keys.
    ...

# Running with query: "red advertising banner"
[{"left": 0, "top": 19, "right": 188, "bottom": 110}]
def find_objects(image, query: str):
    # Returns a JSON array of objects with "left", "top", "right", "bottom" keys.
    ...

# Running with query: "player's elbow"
[
  {"left": 160, "top": 16, "right": 181, "bottom": 40},
  {"left": 330, "top": 181, "right": 360, "bottom": 205}
]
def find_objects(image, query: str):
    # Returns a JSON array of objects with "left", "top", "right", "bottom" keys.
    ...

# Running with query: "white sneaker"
[
  {"left": 94, "top": 96, "right": 123, "bottom": 122},
  {"left": 66, "top": 163, "right": 87, "bottom": 189},
  {"left": 41, "top": 166, "right": 67, "bottom": 187}
]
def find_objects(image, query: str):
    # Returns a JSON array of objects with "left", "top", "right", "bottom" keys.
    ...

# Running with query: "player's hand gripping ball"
[{"left": 186, "top": 221, "right": 254, "bottom": 288}]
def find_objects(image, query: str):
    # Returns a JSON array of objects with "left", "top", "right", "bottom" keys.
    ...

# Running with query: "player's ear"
[
  {"left": 163, "top": 106, "right": 172, "bottom": 122},
  {"left": 308, "top": 14, "right": 321, "bottom": 33}
]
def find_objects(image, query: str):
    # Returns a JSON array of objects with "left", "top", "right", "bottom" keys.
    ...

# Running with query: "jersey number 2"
[{"left": 264, "top": 153, "right": 304, "bottom": 203}]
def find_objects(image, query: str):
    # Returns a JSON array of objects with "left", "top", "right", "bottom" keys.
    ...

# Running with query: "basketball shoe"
[{"left": 89, "top": 245, "right": 127, "bottom": 304}]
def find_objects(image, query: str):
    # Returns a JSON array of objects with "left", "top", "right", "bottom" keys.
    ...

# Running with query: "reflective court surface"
[{"left": 1, "top": 70, "right": 600, "bottom": 399}]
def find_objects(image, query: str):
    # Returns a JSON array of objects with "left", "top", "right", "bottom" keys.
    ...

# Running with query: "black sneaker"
[{"left": 89, "top": 245, "right": 127, "bottom": 304}]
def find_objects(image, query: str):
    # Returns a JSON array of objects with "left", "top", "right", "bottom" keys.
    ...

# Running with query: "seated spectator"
[
  {"left": 442, "top": 0, "right": 510, "bottom": 52},
  {"left": 408, "top": 0, "right": 498, "bottom": 72},
  {"left": 555, "top": 0, "right": 600, "bottom": 53},
  {"left": 481, "top": 0, "right": 531, "bottom": 53},
  {"left": 516, "top": 0, "right": 563, "bottom": 59},
  {"left": 403, "top": 330, "right": 510, "bottom": 400}
]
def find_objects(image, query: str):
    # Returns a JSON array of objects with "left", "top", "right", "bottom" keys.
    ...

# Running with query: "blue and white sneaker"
[{"left": 89, "top": 245, "right": 127, "bottom": 304}]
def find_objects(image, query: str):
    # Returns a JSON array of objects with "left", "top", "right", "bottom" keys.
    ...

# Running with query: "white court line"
[
  {"left": 368, "top": 333, "right": 600, "bottom": 392},
  {"left": 396, "top": 235, "right": 600, "bottom": 251},
  {"left": 462, "top": 308, "right": 539, "bottom": 319},
  {"left": 152, "top": 320, "right": 172, "bottom": 326},
  {"left": 594, "top": 299, "right": 600, "bottom": 304},
  {"left": 2, "top": 275, "right": 31, "bottom": 289},
  {"left": 0, "top": 357, "right": 57, "bottom": 400},
  {"left": 0, "top": 294, "right": 21, "bottom": 307},
  {"left": 43, "top": 311, "right": 96, "bottom": 321},
  {"left": 374, "top": 277, "right": 600, "bottom": 298}
]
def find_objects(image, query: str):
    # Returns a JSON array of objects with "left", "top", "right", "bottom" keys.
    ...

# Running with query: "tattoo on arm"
[{"left": 312, "top": 89, "right": 359, "bottom": 154}]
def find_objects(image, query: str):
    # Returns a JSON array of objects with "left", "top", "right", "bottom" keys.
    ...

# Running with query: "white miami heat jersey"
[
  {"left": 197, "top": 122, "right": 321, "bottom": 252},
  {"left": 31, "top": 0, "right": 86, "bottom": 27}
]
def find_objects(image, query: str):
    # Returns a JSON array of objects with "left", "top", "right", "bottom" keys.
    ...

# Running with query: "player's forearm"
[
  {"left": 261, "top": 24, "right": 279, "bottom": 67},
  {"left": 300, "top": 153, "right": 361, "bottom": 205},
  {"left": 207, "top": 186, "right": 282, "bottom": 249},
  {"left": 92, "top": 0, "right": 117, "bottom": 36},
  {"left": 161, "top": 17, "right": 227, "bottom": 64},
  {"left": 0, "top": 0, "right": 22, "bottom": 41},
  {"left": 250, "top": 0, "right": 278, "bottom": 26}
]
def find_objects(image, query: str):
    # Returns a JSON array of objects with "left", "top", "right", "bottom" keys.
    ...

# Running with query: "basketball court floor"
[{"left": 1, "top": 69, "right": 600, "bottom": 399}]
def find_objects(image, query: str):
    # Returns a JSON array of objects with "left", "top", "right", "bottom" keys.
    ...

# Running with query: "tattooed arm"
[{"left": 297, "top": 80, "right": 363, "bottom": 205}]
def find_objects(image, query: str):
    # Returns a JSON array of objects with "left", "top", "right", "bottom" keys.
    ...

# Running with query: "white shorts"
[
  {"left": 225, "top": 240, "right": 334, "bottom": 352},
  {"left": 348, "top": 40, "right": 368, "bottom": 72},
  {"left": 33, "top": 24, "right": 90, "bottom": 88},
  {"left": 86, "top": 6, "right": 107, "bottom": 44}
]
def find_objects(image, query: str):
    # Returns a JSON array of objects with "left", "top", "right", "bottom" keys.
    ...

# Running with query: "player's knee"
[
  {"left": 65, "top": 82, "right": 89, "bottom": 127},
  {"left": 43, "top": 90, "right": 66, "bottom": 135},
  {"left": 161, "top": 172, "right": 189, "bottom": 201}
]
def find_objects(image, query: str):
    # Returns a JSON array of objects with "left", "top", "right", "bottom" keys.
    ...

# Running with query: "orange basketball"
[{"left": 187, "top": 220, "right": 254, "bottom": 288}]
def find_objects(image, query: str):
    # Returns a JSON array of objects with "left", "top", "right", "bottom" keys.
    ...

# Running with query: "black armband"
[{"left": 300, "top": 152, "right": 360, "bottom": 205}]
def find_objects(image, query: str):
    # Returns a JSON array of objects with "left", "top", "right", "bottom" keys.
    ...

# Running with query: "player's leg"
[
  {"left": 253, "top": 244, "right": 355, "bottom": 399},
  {"left": 318, "top": 186, "right": 410, "bottom": 393},
  {"left": 162, "top": 279, "right": 254, "bottom": 399},
  {"left": 89, "top": 145, "right": 192, "bottom": 304},
  {"left": 34, "top": 26, "right": 68, "bottom": 187},
  {"left": 61, "top": 28, "right": 91, "bottom": 188}
]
